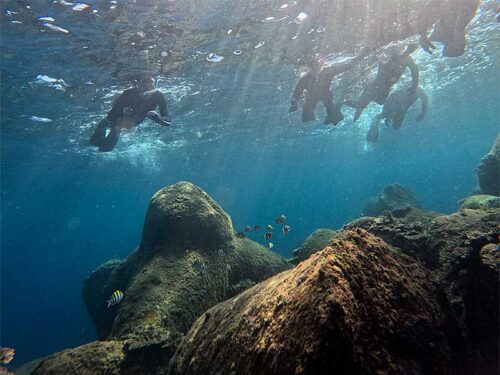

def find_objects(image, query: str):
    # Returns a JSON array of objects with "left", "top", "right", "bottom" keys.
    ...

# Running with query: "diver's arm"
[
  {"left": 416, "top": 88, "right": 428, "bottom": 121},
  {"left": 324, "top": 47, "right": 370, "bottom": 78},
  {"left": 407, "top": 58, "right": 419, "bottom": 94},
  {"left": 418, "top": 0, "right": 441, "bottom": 53},
  {"left": 147, "top": 111, "right": 171, "bottom": 126}
]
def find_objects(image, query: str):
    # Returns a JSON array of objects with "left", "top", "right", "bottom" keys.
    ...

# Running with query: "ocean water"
[{"left": 1, "top": 0, "right": 498, "bottom": 368}]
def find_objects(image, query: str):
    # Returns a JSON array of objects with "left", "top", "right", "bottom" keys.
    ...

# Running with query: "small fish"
[
  {"left": 275, "top": 215, "right": 286, "bottom": 224},
  {"left": 235, "top": 231, "right": 245, "bottom": 239},
  {"left": 0, "top": 347, "right": 14, "bottom": 365},
  {"left": 268, "top": 242, "right": 274, "bottom": 249},
  {"left": 264, "top": 232, "right": 273, "bottom": 241},
  {"left": 218, "top": 248, "right": 225, "bottom": 257},
  {"left": 266, "top": 224, "right": 273, "bottom": 231},
  {"left": 244, "top": 226, "right": 252, "bottom": 232},
  {"left": 282, "top": 225, "right": 291, "bottom": 234},
  {"left": 254, "top": 225, "right": 261, "bottom": 231},
  {"left": 193, "top": 259, "right": 207, "bottom": 273},
  {"left": 106, "top": 290, "right": 124, "bottom": 308}
]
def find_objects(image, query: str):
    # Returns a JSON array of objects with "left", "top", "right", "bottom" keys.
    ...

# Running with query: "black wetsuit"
[
  {"left": 90, "top": 87, "right": 170, "bottom": 152},
  {"left": 354, "top": 45, "right": 419, "bottom": 122},
  {"left": 291, "top": 51, "right": 368, "bottom": 126},
  {"left": 418, "top": 0, "right": 480, "bottom": 57},
  {"left": 367, "top": 84, "right": 428, "bottom": 142}
]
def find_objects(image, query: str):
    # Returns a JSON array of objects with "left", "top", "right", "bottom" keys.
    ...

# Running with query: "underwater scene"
[{"left": 0, "top": 0, "right": 499, "bottom": 373}]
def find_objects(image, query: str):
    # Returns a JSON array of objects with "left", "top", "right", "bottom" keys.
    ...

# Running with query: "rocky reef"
[
  {"left": 476, "top": 135, "right": 499, "bottom": 196},
  {"left": 170, "top": 207, "right": 498, "bottom": 374},
  {"left": 20, "top": 182, "right": 289, "bottom": 374},
  {"left": 18, "top": 181, "right": 499, "bottom": 375},
  {"left": 170, "top": 229, "right": 456, "bottom": 375}
]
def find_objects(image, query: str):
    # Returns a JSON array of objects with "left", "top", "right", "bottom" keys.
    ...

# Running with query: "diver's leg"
[
  {"left": 353, "top": 88, "right": 372, "bottom": 122},
  {"left": 98, "top": 126, "right": 121, "bottom": 152},
  {"left": 89, "top": 118, "right": 110, "bottom": 147},
  {"left": 367, "top": 113, "right": 383, "bottom": 143},
  {"left": 301, "top": 101, "right": 317, "bottom": 122},
  {"left": 323, "top": 97, "right": 343, "bottom": 126}
]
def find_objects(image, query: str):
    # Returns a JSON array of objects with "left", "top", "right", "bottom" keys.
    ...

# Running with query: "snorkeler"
[
  {"left": 353, "top": 44, "right": 419, "bottom": 122},
  {"left": 418, "top": 0, "right": 480, "bottom": 57},
  {"left": 289, "top": 46, "right": 370, "bottom": 126},
  {"left": 366, "top": 83, "right": 428, "bottom": 143},
  {"left": 89, "top": 77, "right": 172, "bottom": 152}
]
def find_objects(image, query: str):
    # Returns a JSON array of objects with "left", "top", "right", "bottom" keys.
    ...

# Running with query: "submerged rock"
[
  {"left": 363, "top": 184, "right": 421, "bottom": 217},
  {"left": 459, "top": 194, "right": 500, "bottom": 210},
  {"left": 290, "top": 228, "right": 336, "bottom": 264},
  {"left": 169, "top": 229, "right": 455, "bottom": 375},
  {"left": 170, "top": 205, "right": 499, "bottom": 374},
  {"left": 24, "top": 182, "right": 289, "bottom": 374},
  {"left": 476, "top": 135, "right": 499, "bottom": 196}
]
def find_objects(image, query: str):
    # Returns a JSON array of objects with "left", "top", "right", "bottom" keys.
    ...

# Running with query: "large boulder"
[
  {"left": 24, "top": 182, "right": 290, "bottom": 374},
  {"left": 290, "top": 228, "right": 336, "bottom": 264},
  {"left": 458, "top": 194, "right": 500, "bottom": 210},
  {"left": 169, "top": 229, "right": 456, "bottom": 375},
  {"left": 363, "top": 184, "right": 422, "bottom": 217},
  {"left": 476, "top": 135, "right": 500, "bottom": 196}
]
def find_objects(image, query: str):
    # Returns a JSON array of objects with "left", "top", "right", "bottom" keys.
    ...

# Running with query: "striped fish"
[{"left": 107, "top": 290, "right": 124, "bottom": 308}]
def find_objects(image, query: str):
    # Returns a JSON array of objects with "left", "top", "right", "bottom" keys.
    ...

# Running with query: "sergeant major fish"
[{"left": 107, "top": 290, "right": 124, "bottom": 308}]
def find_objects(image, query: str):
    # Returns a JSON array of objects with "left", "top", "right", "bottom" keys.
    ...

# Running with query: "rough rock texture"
[
  {"left": 169, "top": 229, "right": 455, "bottom": 375},
  {"left": 363, "top": 184, "right": 421, "bottom": 217},
  {"left": 290, "top": 228, "right": 336, "bottom": 264},
  {"left": 24, "top": 182, "right": 289, "bottom": 374},
  {"left": 170, "top": 205, "right": 499, "bottom": 375},
  {"left": 26, "top": 341, "right": 125, "bottom": 375},
  {"left": 476, "top": 135, "right": 499, "bottom": 196}
]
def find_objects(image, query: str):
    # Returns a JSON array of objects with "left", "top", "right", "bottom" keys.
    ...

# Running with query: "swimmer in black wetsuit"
[
  {"left": 353, "top": 44, "right": 419, "bottom": 122},
  {"left": 418, "top": 0, "right": 480, "bottom": 57},
  {"left": 90, "top": 77, "right": 171, "bottom": 152},
  {"left": 366, "top": 83, "right": 429, "bottom": 142},
  {"left": 289, "top": 47, "right": 370, "bottom": 126}
]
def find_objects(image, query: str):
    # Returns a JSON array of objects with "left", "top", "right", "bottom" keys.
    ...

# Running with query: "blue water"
[{"left": 1, "top": 1, "right": 499, "bottom": 367}]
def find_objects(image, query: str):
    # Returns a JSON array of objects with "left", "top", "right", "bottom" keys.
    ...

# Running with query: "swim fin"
[
  {"left": 90, "top": 124, "right": 107, "bottom": 147},
  {"left": 98, "top": 127, "right": 121, "bottom": 152}
]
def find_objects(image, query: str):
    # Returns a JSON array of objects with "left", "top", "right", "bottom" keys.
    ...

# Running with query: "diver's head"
[
  {"left": 138, "top": 77, "right": 155, "bottom": 92},
  {"left": 379, "top": 44, "right": 404, "bottom": 64},
  {"left": 310, "top": 53, "right": 325, "bottom": 72}
]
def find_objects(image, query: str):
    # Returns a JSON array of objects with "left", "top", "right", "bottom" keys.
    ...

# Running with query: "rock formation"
[
  {"left": 169, "top": 204, "right": 499, "bottom": 375},
  {"left": 476, "top": 135, "right": 499, "bottom": 196},
  {"left": 290, "top": 228, "right": 336, "bottom": 265},
  {"left": 169, "top": 229, "right": 457, "bottom": 375},
  {"left": 22, "top": 182, "right": 289, "bottom": 374},
  {"left": 17, "top": 182, "right": 499, "bottom": 374},
  {"left": 362, "top": 184, "right": 422, "bottom": 217}
]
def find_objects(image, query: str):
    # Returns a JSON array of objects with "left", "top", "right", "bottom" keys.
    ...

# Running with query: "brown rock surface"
[{"left": 169, "top": 229, "right": 455, "bottom": 375}]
